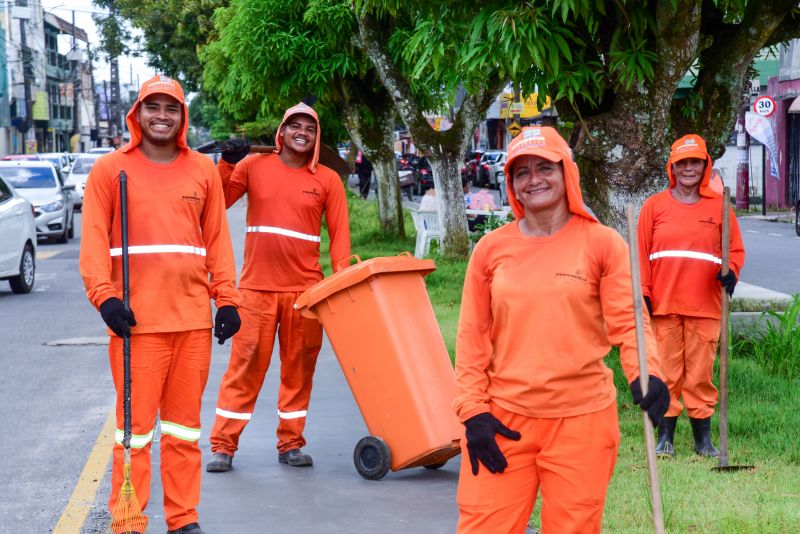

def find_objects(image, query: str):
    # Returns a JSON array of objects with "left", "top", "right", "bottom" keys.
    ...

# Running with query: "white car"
[
  {"left": 0, "top": 175, "right": 36, "bottom": 293},
  {"left": 0, "top": 161, "right": 76, "bottom": 243},
  {"left": 39, "top": 152, "right": 71, "bottom": 174},
  {"left": 66, "top": 153, "right": 102, "bottom": 209},
  {"left": 478, "top": 151, "right": 507, "bottom": 188}
]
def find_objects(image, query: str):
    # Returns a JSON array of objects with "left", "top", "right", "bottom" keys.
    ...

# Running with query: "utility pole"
[
  {"left": 110, "top": 57, "right": 121, "bottom": 143},
  {"left": 735, "top": 105, "right": 750, "bottom": 211},
  {"left": 19, "top": 16, "right": 34, "bottom": 153},
  {"left": 71, "top": 10, "right": 80, "bottom": 146},
  {"left": 88, "top": 43, "right": 100, "bottom": 148}
]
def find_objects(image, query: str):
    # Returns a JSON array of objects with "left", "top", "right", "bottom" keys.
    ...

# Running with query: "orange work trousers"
[
  {"left": 457, "top": 402, "right": 620, "bottom": 534},
  {"left": 652, "top": 314, "right": 721, "bottom": 418},
  {"left": 108, "top": 329, "right": 211, "bottom": 533},
  {"left": 210, "top": 289, "right": 323, "bottom": 455}
]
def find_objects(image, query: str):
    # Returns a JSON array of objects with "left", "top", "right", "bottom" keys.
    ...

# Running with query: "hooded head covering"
[
  {"left": 503, "top": 126, "right": 595, "bottom": 221},
  {"left": 122, "top": 74, "right": 189, "bottom": 153},
  {"left": 275, "top": 102, "right": 321, "bottom": 173},
  {"left": 666, "top": 134, "right": 718, "bottom": 198}
]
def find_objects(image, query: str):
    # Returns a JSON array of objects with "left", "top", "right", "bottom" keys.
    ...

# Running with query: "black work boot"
[
  {"left": 206, "top": 452, "right": 233, "bottom": 472},
  {"left": 690, "top": 417, "right": 720, "bottom": 457},
  {"left": 655, "top": 416, "right": 677, "bottom": 458},
  {"left": 167, "top": 522, "right": 205, "bottom": 534},
  {"left": 278, "top": 448, "right": 313, "bottom": 467}
]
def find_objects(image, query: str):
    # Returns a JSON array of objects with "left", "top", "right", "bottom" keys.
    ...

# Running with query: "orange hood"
[
  {"left": 121, "top": 74, "right": 189, "bottom": 153},
  {"left": 666, "top": 134, "right": 718, "bottom": 198},
  {"left": 503, "top": 126, "right": 595, "bottom": 222},
  {"left": 275, "top": 102, "right": 321, "bottom": 173}
]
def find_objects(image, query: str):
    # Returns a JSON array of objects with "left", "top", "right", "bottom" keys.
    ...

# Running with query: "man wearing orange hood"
[
  {"left": 80, "top": 75, "right": 241, "bottom": 534},
  {"left": 454, "top": 126, "right": 668, "bottom": 533},
  {"left": 637, "top": 135, "right": 745, "bottom": 458},
  {"left": 206, "top": 103, "right": 351, "bottom": 472}
]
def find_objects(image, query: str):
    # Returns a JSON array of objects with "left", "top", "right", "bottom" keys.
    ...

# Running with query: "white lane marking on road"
[
  {"left": 767, "top": 233, "right": 784, "bottom": 237},
  {"left": 45, "top": 337, "right": 109, "bottom": 346},
  {"left": 745, "top": 230, "right": 760, "bottom": 234},
  {"left": 36, "top": 273, "right": 57, "bottom": 280},
  {"left": 36, "top": 250, "right": 61, "bottom": 260},
  {"left": 34, "top": 285, "right": 50, "bottom": 292}
]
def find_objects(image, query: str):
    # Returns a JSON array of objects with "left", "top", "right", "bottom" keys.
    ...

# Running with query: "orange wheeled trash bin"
[{"left": 294, "top": 253, "right": 462, "bottom": 480}]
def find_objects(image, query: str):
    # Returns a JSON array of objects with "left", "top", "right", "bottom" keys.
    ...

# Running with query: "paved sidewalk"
[
  {"left": 141, "top": 336, "right": 462, "bottom": 534},
  {"left": 734, "top": 281, "right": 793, "bottom": 303}
]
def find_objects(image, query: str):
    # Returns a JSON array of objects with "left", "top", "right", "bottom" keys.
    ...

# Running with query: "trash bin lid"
[{"left": 294, "top": 253, "right": 436, "bottom": 312}]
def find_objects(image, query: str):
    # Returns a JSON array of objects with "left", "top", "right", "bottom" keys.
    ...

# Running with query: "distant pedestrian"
[
  {"left": 637, "top": 134, "right": 745, "bottom": 458},
  {"left": 354, "top": 152, "right": 373, "bottom": 199}
]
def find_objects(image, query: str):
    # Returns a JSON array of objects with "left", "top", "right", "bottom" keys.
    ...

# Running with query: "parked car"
[
  {"left": 0, "top": 174, "right": 36, "bottom": 293},
  {"left": 66, "top": 153, "right": 102, "bottom": 209},
  {"left": 88, "top": 147, "right": 115, "bottom": 154},
  {"left": 477, "top": 151, "right": 507, "bottom": 188},
  {"left": 39, "top": 152, "right": 71, "bottom": 174},
  {"left": 0, "top": 161, "right": 75, "bottom": 243},
  {"left": 461, "top": 150, "right": 484, "bottom": 183},
  {"left": 2, "top": 154, "right": 40, "bottom": 161}
]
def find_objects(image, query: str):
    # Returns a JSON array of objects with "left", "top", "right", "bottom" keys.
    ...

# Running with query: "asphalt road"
[{"left": 0, "top": 201, "right": 795, "bottom": 533}]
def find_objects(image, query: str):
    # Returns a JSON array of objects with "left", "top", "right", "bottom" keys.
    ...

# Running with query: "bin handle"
[
  {"left": 398, "top": 251, "right": 413, "bottom": 258},
  {"left": 337, "top": 255, "right": 362, "bottom": 271}
]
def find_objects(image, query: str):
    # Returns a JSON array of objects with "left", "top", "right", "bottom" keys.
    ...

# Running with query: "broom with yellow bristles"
[{"left": 108, "top": 170, "right": 147, "bottom": 534}]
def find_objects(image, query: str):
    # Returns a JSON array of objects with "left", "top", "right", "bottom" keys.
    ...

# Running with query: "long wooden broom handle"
[
  {"left": 625, "top": 204, "right": 666, "bottom": 534},
  {"left": 718, "top": 187, "right": 731, "bottom": 468}
]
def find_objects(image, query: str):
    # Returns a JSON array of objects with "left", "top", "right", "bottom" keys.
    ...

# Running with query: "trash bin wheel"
[
  {"left": 354, "top": 436, "right": 391, "bottom": 480},
  {"left": 423, "top": 461, "right": 447, "bottom": 470}
]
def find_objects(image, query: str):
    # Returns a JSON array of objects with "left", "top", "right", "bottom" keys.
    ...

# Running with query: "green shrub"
[{"left": 733, "top": 295, "right": 800, "bottom": 380}]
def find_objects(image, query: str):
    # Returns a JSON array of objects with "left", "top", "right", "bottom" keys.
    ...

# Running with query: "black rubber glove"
[
  {"left": 464, "top": 412, "right": 521, "bottom": 476},
  {"left": 220, "top": 138, "right": 251, "bottom": 164},
  {"left": 214, "top": 306, "right": 241, "bottom": 345},
  {"left": 643, "top": 296, "right": 653, "bottom": 316},
  {"left": 716, "top": 270, "right": 737, "bottom": 297},
  {"left": 629, "top": 375, "right": 670, "bottom": 426},
  {"left": 99, "top": 297, "right": 136, "bottom": 338}
]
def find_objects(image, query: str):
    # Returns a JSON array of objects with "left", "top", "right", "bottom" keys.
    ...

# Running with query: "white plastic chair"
[{"left": 410, "top": 209, "right": 441, "bottom": 258}]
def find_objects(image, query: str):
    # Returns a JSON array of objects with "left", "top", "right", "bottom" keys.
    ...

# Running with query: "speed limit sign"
[{"left": 753, "top": 96, "right": 776, "bottom": 117}]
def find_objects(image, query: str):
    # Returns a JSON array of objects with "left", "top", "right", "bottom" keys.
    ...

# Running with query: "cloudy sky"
[{"left": 41, "top": 0, "right": 155, "bottom": 86}]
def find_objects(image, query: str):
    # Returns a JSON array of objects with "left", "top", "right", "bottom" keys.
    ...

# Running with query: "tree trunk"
[
  {"left": 428, "top": 152, "right": 470, "bottom": 257},
  {"left": 343, "top": 100, "right": 404, "bottom": 237}
]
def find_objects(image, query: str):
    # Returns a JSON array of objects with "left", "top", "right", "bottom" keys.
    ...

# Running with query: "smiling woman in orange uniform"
[
  {"left": 454, "top": 126, "right": 669, "bottom": 534},
  {"left": 637, "top": 134, "right": 745, "bottom": 458}
]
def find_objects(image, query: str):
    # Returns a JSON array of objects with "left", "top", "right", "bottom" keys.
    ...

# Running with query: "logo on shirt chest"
[
  {"left": 302, "top": 187, "right": 320, "bottom": 199},
  {"left": 554, "top": 268, "right": 588, "bottom": 284},
  {"left": 698, "top": 216, "right": 716, "bottom": 226},
  {"left": 181, "top": 191, "right": 201, "bottom": 204}
]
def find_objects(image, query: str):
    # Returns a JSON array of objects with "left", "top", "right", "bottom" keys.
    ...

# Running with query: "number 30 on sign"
[{"left": 753, "top": 96, "right": 776, "bottom": 117}]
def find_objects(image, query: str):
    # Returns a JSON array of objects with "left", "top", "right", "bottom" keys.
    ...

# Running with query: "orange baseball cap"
[
  {"left": 669, "top": 134, "right": 708, "bottom": 163},
  {"left": 275, "top": 102, "right": 321, "bottom": 173}
]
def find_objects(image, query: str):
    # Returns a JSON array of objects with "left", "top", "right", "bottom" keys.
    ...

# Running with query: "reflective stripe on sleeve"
[
  {"left": 114, "top": 428, "right": 154, "bottom": 449},
  {"left": 160, "top": 421, "right": 201, "bottom": 442},
  {"left": 278, "top": 409, "right": 308, "bottom": 420},
  {"left": 648, "top": 250, "right": 721, "bottom": 265},
  {"left": 215, "top": 407, "right": 252, "bottom": 421},
  {"left": 246, "top": 226, "right": 321, "bottom": 243},
  {"left": 110, "top": 245, "right": 207, "bottom": 257}
]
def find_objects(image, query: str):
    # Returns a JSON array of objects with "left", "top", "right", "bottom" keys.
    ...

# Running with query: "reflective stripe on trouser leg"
[
  {"left": 457, "top": 403, "right": 619, "bottom": 534},
  {"left": 158, "top": 329, "right": 211, "bottom": 531},
  {"left": 276, "top": 291, "right": 323, "bottom": 453},
  {"left": 210, "top": 289, "right": 277, "bottom": 456},
  {"left": 108, "top": 334, "right": 172, "bottom": 532},
  {"left": 652, "top": 315, "right": 687, "bottom": 417},
  {"left": 681, "top": 316, "right": 721, "bottom": 419}
]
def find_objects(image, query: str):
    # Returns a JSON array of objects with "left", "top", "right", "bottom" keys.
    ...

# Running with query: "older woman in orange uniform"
[
  {"left": 454, "top": 126, "right": 669, "bottom": 534},
  {"left": 637, "top": 135, "right": 745, "bottom": 458}
]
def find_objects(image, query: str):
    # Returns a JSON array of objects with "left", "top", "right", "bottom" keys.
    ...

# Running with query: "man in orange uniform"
[
  {"left": 638, "top": 134, "right": 745, "bottom": 457},
  {"left": 80, "top": 75, "right": 241, "bottom": 534},
  {"left": 454, "top": 126, "right": 668, "bottom": 533},
  {"left": 206, "top": 102, "right": 351, "bottom": 472}
]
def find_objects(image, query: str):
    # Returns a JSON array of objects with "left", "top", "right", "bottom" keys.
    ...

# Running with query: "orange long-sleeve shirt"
[
  {"left": 80, "top": 148, "right": 240, "bottom": 334},
  {"left": 637, "top": 191, "right": 745, "bottom": 319},
  {"left": 218, "top": 155, "right": 350, "bottom": 291},
  {"left": 454, "top": 216, "right": 662, "bottom": 422}
]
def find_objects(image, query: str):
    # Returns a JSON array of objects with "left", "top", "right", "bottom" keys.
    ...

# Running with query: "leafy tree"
[
  {"left": 355, "top": 3, "right": 506, "bottom": 257},
  {"left": 201, "top": 0, "right": 408, "bottom": 236},
  {"left": 400, "top": 0, "right": 800, "bottom": 228}
]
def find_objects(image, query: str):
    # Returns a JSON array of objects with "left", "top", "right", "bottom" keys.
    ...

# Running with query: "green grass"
[
  {"left": 733, "top": 295, "right": 800, "bottom": 380},
  {"left": 325, "top": 196, "right": 800, "bottom": 533}
]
